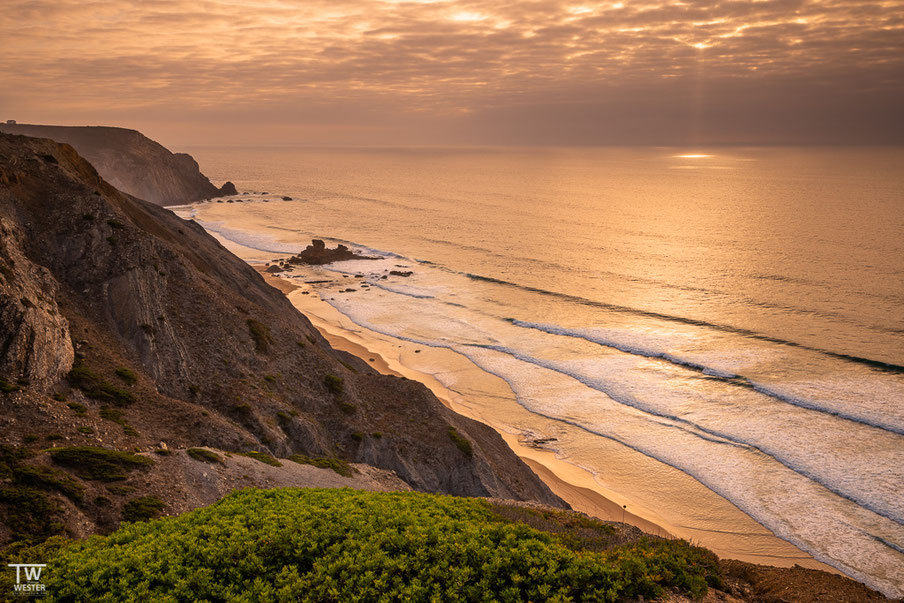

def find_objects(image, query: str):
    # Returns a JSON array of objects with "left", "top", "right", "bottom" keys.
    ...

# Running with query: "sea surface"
[{"left": 181, "top": 146, "right": 904, "bottom": 597}]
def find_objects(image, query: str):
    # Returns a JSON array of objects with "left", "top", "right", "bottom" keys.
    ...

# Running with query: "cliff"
[
  {"left": 0, "top": 124, "right": 235, "bottom": 205},
  {"left": 0, "top": 131, "right": 563, "bottom": 543}
]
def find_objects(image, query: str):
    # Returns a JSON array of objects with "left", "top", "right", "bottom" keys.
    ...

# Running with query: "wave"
[
  {"left": 193, "top": 220, "right": 405, "bottom": 262},
  {"left": 195, "top": 220, "right": 301, "bottom": 254},
  {"left": 452, "top": 272, "right": 904, "bottom": 373},
  {"left": 508, "top": 320, "right": 904, "bottom": 436},
  {"left": 369, "top": 282, "right": 435, "bottom": 299},
  {"left": 463, "top": 342, "right": 904, "bottom": 528}
]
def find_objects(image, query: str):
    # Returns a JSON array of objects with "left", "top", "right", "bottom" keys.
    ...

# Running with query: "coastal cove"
[
  {"left": 176, "top": 212, "right": 837, "bottom": 572},
  {"left": 169, "top": 144, "right": 904, "bottom": 598}
]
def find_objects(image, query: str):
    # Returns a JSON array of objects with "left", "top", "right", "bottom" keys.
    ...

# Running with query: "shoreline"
[
  {"left": 260, "top": 270, "right": 665, "bottom": 530},
  {"left": 185, "top": 221, "right": 841, "bottom": 577},
  {"left": 256, "top": 267, "right": 838, "bottom": 573}
]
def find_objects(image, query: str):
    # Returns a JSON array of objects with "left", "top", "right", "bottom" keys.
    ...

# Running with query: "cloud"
[{"left": 0, "top": 0, "right": 901, "bottom": 144}]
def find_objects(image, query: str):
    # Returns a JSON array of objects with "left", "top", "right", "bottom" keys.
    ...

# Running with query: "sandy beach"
[{"left": 252, "top": 264, "right": 837, "bottom": 573}]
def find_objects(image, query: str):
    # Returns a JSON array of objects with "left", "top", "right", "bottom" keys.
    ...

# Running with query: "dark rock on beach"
[{"left": 287, "top": 240, "right": 381, "bottom": 265}]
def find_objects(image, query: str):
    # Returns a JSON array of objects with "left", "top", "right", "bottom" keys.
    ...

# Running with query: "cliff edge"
[
  {"left": 0, "top": 124, "right": 234, "bottom": 205},
  {"left": 0, "top": 131, "right": 563, "bottom": 543}
]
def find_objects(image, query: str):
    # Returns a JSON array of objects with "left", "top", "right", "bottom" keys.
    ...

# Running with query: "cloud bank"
[{"left": 1, "top": 0, "right": 901, "bottom": 145}]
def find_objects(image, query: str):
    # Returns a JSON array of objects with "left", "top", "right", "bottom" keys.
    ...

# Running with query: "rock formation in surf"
[{"left": 285, "top": 239, "right": 382, "bottom": 265}]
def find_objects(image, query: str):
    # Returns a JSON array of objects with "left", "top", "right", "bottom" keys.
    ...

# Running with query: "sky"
[{"left": 1, "top": 0, "right": 902, "bottom": 147}]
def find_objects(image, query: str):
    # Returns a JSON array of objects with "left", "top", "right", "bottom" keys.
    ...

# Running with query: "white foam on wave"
[
  {"left": 194, "top": 219, "right": 302, "bottom": 254},
  {"left": 510, "top": 320, "right": 904, "bottom": 434},
  {"left": 470, "top": 341, "right": 904, "bottom": 526}
]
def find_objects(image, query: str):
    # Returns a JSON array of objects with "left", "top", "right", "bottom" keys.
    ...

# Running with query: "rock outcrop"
[
  {"left": 287, "top": 239, "right": 382, "bottom": 265},
  {"left": 0, "top": 123, "right": 233, "bottom": 205},
  {"left": 0, "top": 131, "right": 563, "bottom": 543}
]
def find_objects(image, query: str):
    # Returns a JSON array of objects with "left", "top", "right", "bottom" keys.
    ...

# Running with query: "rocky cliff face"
[
  {"left": 0, "top": 124, "right": 234, "bottom": 205},
  {"left": 0, "top": 131, "right": 562, "bottom": 543}
]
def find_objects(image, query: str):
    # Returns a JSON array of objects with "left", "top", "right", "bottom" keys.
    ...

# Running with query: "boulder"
[{"left": 287, "top": 240, "right": 381, "bottom": 265}]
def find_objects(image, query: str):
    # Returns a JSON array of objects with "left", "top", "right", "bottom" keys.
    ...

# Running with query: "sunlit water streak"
[{"left": 182, "top": 145, "right": 904, "bottom": 597}]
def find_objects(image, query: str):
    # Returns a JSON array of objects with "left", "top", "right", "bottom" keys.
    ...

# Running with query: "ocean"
[{"left": 177, "top": 145, "right": 904, "bottom": 597}]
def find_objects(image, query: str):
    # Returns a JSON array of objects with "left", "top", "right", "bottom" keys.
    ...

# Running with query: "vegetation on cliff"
[{"left": 6, "top": 488, "right": 721, "bottom": 602}]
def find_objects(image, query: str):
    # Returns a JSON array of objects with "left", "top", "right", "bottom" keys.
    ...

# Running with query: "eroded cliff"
[
  {"left": 0, "top": 131, "right": 563, "bottom": 543},
  {"left": 0, "top": 124, "right": 234, "bottom": 205}
]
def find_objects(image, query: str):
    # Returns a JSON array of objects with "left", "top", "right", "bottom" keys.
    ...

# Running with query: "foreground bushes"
[{"left": 20, "top": 488, "right": 720, "bottom": 602}]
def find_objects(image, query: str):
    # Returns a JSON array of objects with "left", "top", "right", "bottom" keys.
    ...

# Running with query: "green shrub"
[
  {"left": 0, "top": 487, "right": 64, "bottom": 541},
  {"left": 11, "top": 464, "right": 85, "bottom": 503},
  {"left": 106, "top": 219, "right": 125, "bottom": 230},
  {"left": 99, "top": 407, "right": 139, "bottom": 436},
  {"left": 0, "top": 446, "right": 29, "bottom": 480},
  {"left": 339, "top": 360, "right": 358, "bottom": 374},
  {"left": 25, "top": 489, "right": 721, "bottom": 601},
  {"left": 45, "top": 433, "right": 63, "bottom": 441},
  {"left": 231, "top": 403, "right": 252, "bottom": 416},
  {"left": 114, "top": 367, "right": 137, "bottom": 385},
  {"left": 323, "top": 374, "right": 343, "bottom": 394},
  {"left": 246, "top": 319, "right": 272, "bottom": 353},
  {"left": 0, "top": 377, "right": 20, "bottom": 393},
  {"left": 447, "top": 427, "right": 473, "bottom": 457},
  {"left": 287, "top": 455, "right": 355, "bottom": 477},
  {"left": 66, "top": 402, "right": 87, "bottom": 416},
  {"left": 339, "top": 402, "right": 356, "bottom": 414},
  {"left": 49, "top": 447, "right": 153, "bottom": 482},
  {"left": 105, "top": 484, "right": 135, "bottom": 496},
  {"left": 187, "top": 448, "right": 221, "bottom": 464},
  {"left": 68, "top": 363, "right": 135, "bottom": 406},
  {"left": 350, "top": 432, "right": 363, "bottom": 442},
  {"left": 121, "top": 496, "right": 164, "bottom": 523},
  {"left": 99, "top": 407, "right": 122, "bottom": 423},
  {"left": 241, "top": 451, "right": 282, "bottom": 467},
  {"left": 77, "top": 427, "right": 94, "bottom": 435}
]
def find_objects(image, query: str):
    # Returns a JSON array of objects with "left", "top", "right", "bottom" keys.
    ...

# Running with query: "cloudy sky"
[{"left": 1, "top": 0, "right": 902, "bottom": 146}]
